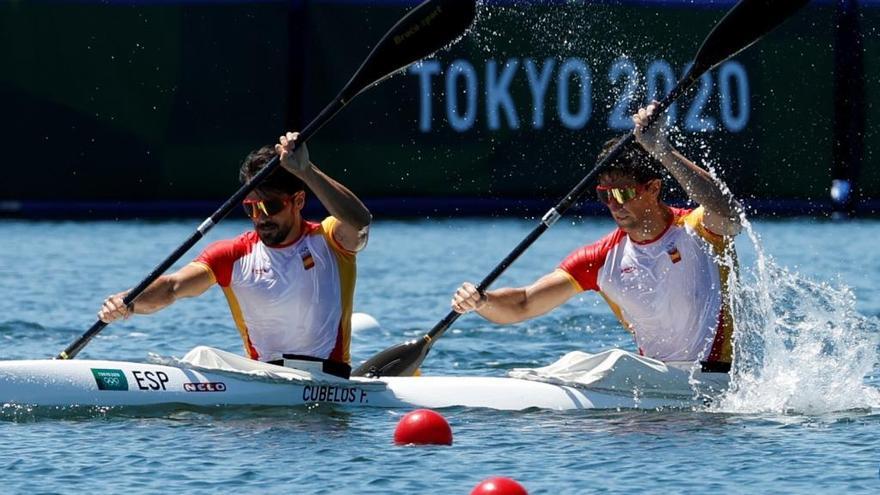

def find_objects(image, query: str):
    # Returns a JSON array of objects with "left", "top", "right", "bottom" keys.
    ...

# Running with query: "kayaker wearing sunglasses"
[
  {"left": 452, "top": 103, "right": 743, "bottom": 372},
  {"left": 98, "top": 132, "right": 371, "bottom": 378}
]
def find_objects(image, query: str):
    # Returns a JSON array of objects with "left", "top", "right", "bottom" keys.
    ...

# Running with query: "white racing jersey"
[
  {"left": 192, "top": 217, "right": 356, "bottom": 364},
  {"left": 558, "top": 207, "right": 735, "bottom": 364}
]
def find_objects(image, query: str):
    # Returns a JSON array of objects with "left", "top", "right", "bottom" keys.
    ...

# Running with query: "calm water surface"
[{"left": 1, "top": 217, "right": 879, "bottom": 494}]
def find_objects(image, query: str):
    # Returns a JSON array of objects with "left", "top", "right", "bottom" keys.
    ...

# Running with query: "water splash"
[{"left": 713, "top": 218, "right": 880, "bottom": 415}]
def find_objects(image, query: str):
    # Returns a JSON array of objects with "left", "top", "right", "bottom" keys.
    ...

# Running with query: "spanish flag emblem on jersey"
[
  {"left": 301, "top": 249, "right": 315, "bottom": 270},
  {"left": 667, "top": 246, "right": 681, "bottom": 264}
]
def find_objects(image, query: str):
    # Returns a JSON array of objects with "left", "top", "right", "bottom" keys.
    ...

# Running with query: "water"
[{"left": 1, "top": 217, "right": 879, "bottom": 493}]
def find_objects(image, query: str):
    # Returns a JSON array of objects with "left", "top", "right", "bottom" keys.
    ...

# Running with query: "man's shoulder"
[
  {"left": 303, "top": 219, "right": 325, "bottom": 235},
  {"left": 671, "top": 206, "right": 708, "bottom": 232},
  {"left": 561, "top": 228, "right": 626, "bottom": 266},
  {"left": 193, "top": 231, "right": 258, "bottom": 287},
  {"left": 558, "top": 228, "right": 626, "bottom": 292},
  {"left": 671, "top": 206, "right": 731, "bottom": 249},
  {"left": 670, "top": 206, "right": 696, "bottom": 222},
  {"left": 313, "top": 216, "right": 359, "bottom": 256},
  {"left": 201, "top": 231, "right": 259, "bottom": 259}
]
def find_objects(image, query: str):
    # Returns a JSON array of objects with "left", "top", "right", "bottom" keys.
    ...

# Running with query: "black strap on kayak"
[
  {"left": 268, "top": 354, "right": 352, "bottom": 379},
  {"left": 700, "top": 361, "right": 731, "bottom": 373}
]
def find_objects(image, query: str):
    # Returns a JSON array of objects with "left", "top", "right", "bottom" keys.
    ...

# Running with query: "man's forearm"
[
  {"left": 658, "top": 149, "right": 742, "bottom": 220},
  {"left": 299, "top": 164, "right": 371, "bottom": 229},
  {"left": 477, "top": 288, "right": 532, "bottom": 325},
  {"left": 130, "top": 277, "right": 178, "bottom": 314}
]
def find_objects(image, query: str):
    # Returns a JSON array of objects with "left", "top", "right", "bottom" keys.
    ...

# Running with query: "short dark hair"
[
  {"left": 596, "top": 137, "right": 665, "bottom": 184},
  {"left": 239, "top": 145, "right": 305, "bottom": 194}
]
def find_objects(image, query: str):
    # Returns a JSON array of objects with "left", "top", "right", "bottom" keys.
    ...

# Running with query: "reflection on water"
[{"left": 0, "top": 401, "right": 357, "bottom": 428}]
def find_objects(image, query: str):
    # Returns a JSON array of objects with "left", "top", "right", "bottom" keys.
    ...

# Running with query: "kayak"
[
  {"left": 0, "top": 354, "right": 720, "bottom": 411},
  {"left": 0, "top": 316, "right": 729, "bottom": 411}
]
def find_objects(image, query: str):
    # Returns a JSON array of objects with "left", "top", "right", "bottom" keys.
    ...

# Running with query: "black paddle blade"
[
  {"left": 691, "top": 0, "right": 810, "bottom": 75},
  {"left": 339, "top": 0, "right": 477, "bottom": 102},
  {"left": 352, "top": 337, "right": 431, "bottom": 377}
]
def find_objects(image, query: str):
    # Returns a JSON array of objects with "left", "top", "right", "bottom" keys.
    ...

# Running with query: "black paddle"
[
  {"left": 353, "top": 0, "right": 810, "bottom": 378},
  {"left": 57, "top": 0, "right": 477, "bottom": 360}
]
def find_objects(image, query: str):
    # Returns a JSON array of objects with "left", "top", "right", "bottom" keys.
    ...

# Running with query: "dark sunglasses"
[
  {"left": 242, "top": 197, "right": 290, "bottom": 218},
  {"left": 595, "top": 183, "right": 648, "bottom": 205}
]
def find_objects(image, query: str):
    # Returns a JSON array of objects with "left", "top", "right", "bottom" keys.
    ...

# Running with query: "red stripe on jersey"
[
  {"left": 303, "top": 220, "right": 321, "bottom": 235},
  {"left": 244, "top": 332, "right": 260, "bottom": 360},
  {"left": 669, "top": 206, "right": 692, "bottom": 218},
  {"left": 705, "top": 307, "right": 730, "bottom": 365},
  {"left": 328, "top": 319, "right": 345, "bottom": 363}
]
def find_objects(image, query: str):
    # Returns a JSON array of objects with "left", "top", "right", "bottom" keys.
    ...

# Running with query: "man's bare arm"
[
  {"left": 98, "top": 264, "right": 214, "bottom": 323},
  {"left": 452, "top": 271, "right": 579, "bottom": 325},
  {"left": 277, "top": 132, "right": 371, "bottom": 252},
  {"left": 633, "top": 103, "right": 743, "bottom": 236}
]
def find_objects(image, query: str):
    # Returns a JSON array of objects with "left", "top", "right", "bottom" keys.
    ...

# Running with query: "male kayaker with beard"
[
  {"left": 98, "top": 132, "right": 371, "bottom": 378},
  {"left": 452, "top": 103, "right": 743, "bottom": 372}
]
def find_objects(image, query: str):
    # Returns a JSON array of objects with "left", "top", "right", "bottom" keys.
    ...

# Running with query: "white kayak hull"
[{"left": 0, "top": 358, "right": 701, "bottom": 411}]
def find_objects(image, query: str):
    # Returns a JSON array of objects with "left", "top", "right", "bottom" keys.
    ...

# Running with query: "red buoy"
[
  {"left": 470, "top": 477, "right": 528, "bottom": 495},
  {"left": 393, "top": 409, "right": 453, "bottom": 445}
]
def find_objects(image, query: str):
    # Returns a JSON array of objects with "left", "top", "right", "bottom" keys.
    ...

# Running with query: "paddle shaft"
[{"left": 57, "top": 100, "right": 347, "bottom": 360}]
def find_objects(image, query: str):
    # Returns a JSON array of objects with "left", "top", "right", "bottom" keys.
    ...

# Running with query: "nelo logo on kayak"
[
  {"left": 184, "top": 382, "right": 227, "bottom": 392},
  {"left": 303, "top": 385, "right": 368, "bottom": 404},
  {"left": 91, "top": 368, "right": 129, "bottom": 391}
]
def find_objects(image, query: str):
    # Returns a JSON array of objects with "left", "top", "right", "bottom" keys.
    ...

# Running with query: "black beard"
[{"left": 256, "top": 222, "right": 290, "bottom": 246}]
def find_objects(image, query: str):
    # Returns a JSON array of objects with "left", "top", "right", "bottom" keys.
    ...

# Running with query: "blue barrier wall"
[{"left": 1, "top": 0, "right": 877, "bottom": 216}]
